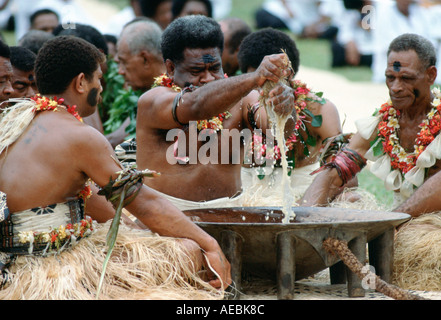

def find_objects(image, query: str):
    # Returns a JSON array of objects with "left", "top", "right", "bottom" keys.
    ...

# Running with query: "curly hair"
[
  {"left": 388, "top": 33, "right": 437, "bottom": 70},
  {"left": 35, "top": 36, "right": 105, "bottom": 95},
  {"left": 10, "top": 46, "right": 36, "bottom": 72},
  {"left": 238, "top": 28, "right": 300, "bottom": 74},
  {"left": 161, "top": 15, "right": 223, "bottom": 64}
]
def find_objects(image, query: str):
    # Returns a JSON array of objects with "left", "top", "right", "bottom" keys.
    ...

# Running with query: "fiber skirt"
[{"left": 0, "top": 222, "right": 223, "bottom": 300}]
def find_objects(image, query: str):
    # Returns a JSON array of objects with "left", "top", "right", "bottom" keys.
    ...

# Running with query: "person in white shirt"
[
  {"left": 13, "top": 0, "right": 99, "bottom": 42},
  {"left": 104, "top": 0, "right": 143, "bottom": 38},
  {"left": 371, "top": 0, "right": 435, "bottom": 83},
  {"left": 255, "top": 0, "right": 328, "bottom": 38},
  {"left": 331, "top": 0, "right": 374, "bottom": 68}
]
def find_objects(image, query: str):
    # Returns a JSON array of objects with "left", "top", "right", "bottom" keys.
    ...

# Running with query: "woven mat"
[{"left": 235, "top": 270, "right": 441, "bottom": 300}]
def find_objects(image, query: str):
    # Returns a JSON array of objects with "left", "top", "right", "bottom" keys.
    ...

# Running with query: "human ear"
[
  {"left": 74, "top": 72, "right": 87, "bottom": 94},
  {"left": 427, "top": 65, "right": 438, "bottom": 85},
  {"left": 140, "top": 50, "right": 150, "bottom": 66},
  {"left": 165, "top": 59, "right": 175, "bottom": 79}
]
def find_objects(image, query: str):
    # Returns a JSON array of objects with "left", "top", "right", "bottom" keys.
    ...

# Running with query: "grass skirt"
[
  {"left": 0, "top": 222, "right": 223, "bottom": 300},
  {"left": 393, "top": 212, "right": 441, "bottom": 291}
]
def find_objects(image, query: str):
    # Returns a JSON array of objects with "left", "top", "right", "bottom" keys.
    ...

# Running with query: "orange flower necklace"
[{"left": 152, "top": 74, "right": 231, "bottom": 131}]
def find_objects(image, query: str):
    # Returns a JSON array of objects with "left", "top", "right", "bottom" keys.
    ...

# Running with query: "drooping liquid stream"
[{"left": 260, "top": 52, "right": 295, "bottom": 223}]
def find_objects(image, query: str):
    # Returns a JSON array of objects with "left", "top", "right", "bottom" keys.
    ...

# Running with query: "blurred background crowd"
[{"left": 1, "top": 0, "right": 441, "bottom": 84}]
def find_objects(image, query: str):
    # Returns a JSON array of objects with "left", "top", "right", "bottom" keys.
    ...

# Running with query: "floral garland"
[
  {"left": 251, "top": 80, "right": 324, "bottom": 168},
  {"left": 376, "top": 92, "right": 441, "bottom": 174},
  {"left": 31, "top": 94, "right": 82, "bottom": 122},
  {"left": 152, "top": 74, "right": 231, "bottom": 131},
  {"left": 358, "top": 87, "right": 441, "bottom": 198},
  {"left": 18, "top": 216, "right": 94, "bottom": 254},
  {"left": 78, "top": 181, "right": 93, "bottom": 201}
]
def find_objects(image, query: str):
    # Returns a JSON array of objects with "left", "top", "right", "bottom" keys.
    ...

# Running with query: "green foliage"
[{"left": 101, "top": 59, "right": 141, "bottom": 139}]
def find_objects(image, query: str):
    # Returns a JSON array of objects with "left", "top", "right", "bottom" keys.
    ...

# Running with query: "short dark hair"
[
  {"left": 35, "top": 36, "right": 105, "bottom": 95},
  {"left": 139, "top": 0, "right": 171, "bottom": 18},
  {"left": 388, "top": 33, "right": 437, "bottom": 70},
  {"left": 53, "top": 23, "right": 109, "bottom": 56},
  {"left": 222, "top": 17, "right": 252, "bottom": 54},
  {"left": 238, "top": 28, "right": 300, "bottom": 74},
  {"left": 343, "top": 0, "right": 364, "bottom": 10},
  {"left": 103, "top": 34, "right": 117, "bottom": 46},
  {"left": 171, "top": 0, "right": 212, "bottom": 19},
  {"left": 161, "top": 15, "right": 223, "bottom": 64},
  {"left": 0, "top": 39, "right": 10, "bottom": 59},
  {"left": 18, "top": 30, "right": 55, "bottom": 55},
  {"left": 30, "top": 8, "right": 59, "bottom": 25},
  {"left": 10, "top": 46, "right": 36, "bottom": 72}
]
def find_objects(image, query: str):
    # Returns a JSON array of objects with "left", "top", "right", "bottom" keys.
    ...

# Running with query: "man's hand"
[
  {"left": 254, "top": 53, "right": 290, "bottom": 87},
  {"left": 265, "top": 82, "right": 295, "bottom": 118},
  {"left": 203, "top": 247, "right": 232, "bottom": 290}
]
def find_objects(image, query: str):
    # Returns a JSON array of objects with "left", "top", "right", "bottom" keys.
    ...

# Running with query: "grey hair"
[
  {"left": 119, "top": 19, "right": 163, "bottom": 57},
  {"left": 387, "top": 33, "right": 437, "bottom": 70}
]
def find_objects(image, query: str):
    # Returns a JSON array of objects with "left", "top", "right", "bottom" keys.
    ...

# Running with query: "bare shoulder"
[
  {"left": 70, "top": 120, "right": 114, "bottom": 154},
  {"left": 67, "top": 119, "right": 122, "bottom": 186},
  {"left": 137, "top": 86, "right": 183, "bottom": 131},
  {"left": 138, "top": 86, "right": 173, "bottom": 110},
  {"left": 240, "top": 89, "right": 259, "bottom": 110},
  {"left": 306, "top": 93, "right": 337, "bottom": 115}
]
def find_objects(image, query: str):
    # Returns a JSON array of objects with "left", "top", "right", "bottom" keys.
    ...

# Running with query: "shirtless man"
[
  {"left": 307, "top": 33, "right": 441, "bottom": 292},
  {"left": 301, "top": 33, "right": 441, "bottom": 214},
  {"left": 236, "top": 28, "right": 348, "bottom": 203},
  {"left": 0, "top": 36, "right": 230, "bottom": 297},
  {"left": 0, "top": 40, "right": 13, "bottom": 106},
  {"left": 136, "top": 15, "right": 295, "bottom": 205}
]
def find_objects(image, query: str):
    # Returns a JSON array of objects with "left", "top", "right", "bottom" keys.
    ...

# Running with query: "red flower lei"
[
  {"left": 377, "top": 96, "right": 441, "bottom": 174},
  {"left": 31, "top": 94, "right": 83, "bottom": 122},
  {"left": 253, "top": 80, "right": 323, "bottom": 162},
  {"left": 152, "top": 74, "right": 231, "bottom": 131}
]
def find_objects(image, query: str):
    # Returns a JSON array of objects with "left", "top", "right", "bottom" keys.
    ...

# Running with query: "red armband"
[{"left": 311, "top": 147, "right": 366, "bottom": 186}]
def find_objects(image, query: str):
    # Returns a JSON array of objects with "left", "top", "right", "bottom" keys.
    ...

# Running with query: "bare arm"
[
  {"left": 78, "top": 127, "right": 231, "bottom": 288},
  {"left": 313, "top": 99, "right": 342, "bottom": 143},
  {"left": 242, "top": 82, "right": 296, "bottom": 138},
  {"left": 138, "top": 53, "right": 290, "bottom": 131},
  {"left": 300, "top": 131, "right": 371, "bottom": 206},
  {"left": 394, "top": 172, "right": 441, "bottom": 217},
  {"left": 125, "top": 186, "right": 231, "bottom": 288}
]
